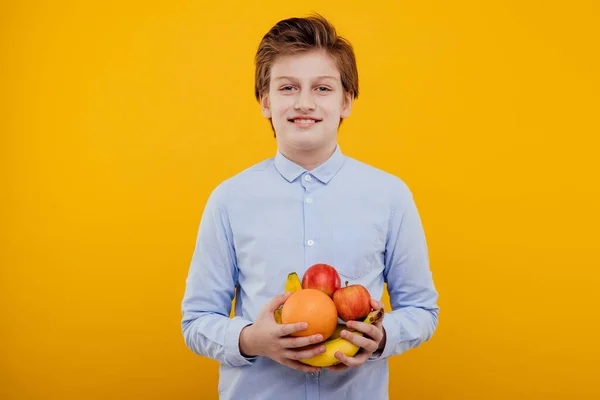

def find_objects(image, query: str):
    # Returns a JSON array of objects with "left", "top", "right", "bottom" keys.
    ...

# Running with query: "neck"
[{"left": 279, "top": 142, "right": 337, "bottom": 171}]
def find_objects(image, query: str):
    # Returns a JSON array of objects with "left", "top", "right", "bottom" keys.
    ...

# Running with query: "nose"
[{"left": 294, "top": 89, "right": 315, "bottom": 112}]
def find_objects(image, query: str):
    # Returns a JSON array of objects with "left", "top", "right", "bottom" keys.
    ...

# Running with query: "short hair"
[{"left": 254, "top": 14, "right": 359, "bottom": 102}]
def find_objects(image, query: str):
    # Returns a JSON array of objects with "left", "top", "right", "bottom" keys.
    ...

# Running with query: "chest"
[{"left": 228, "top": 184, "right": 390, "bottom": 288}]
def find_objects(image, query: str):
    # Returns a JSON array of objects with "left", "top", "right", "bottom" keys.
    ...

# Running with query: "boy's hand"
[
  {"left": 326, "top": 298, "right": 386, "bottom": 372},
  {"left": 239, "top": 292, "right": 326, "bottom": 373}
]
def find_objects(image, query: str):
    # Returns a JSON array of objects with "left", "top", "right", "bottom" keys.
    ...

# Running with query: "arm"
[
  {"left": 181, "top": 183, "right": 255, "bottom": 367},
  {"left": 373, "top": 181, "right": 440, "bottom": 360}
]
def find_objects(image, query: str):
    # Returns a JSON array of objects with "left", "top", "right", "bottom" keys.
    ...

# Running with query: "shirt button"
[
  {"left": 305, "top": 197, "right": 313, "bottom": 204},
  {"left": 307, "top": 239, "right": 314, "bottom": 247},
  {"left": 304, "top": 174, "right": 312, "bottom": 181}
]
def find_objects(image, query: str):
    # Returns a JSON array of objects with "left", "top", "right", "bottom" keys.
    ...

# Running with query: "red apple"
[
  {"left": 301, "top": 263, "right": 341, "bottom": 298},
  {"left": 333, "top": 281, "right": 372, "bottom": 321}
]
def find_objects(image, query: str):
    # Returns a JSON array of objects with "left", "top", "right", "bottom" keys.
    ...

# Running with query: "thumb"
[
  {"left": 266, "top": 292, "right": 292, "bottom": 312},
  {"left": 371, "top": 297, "right": 384, "bottom": 311}
]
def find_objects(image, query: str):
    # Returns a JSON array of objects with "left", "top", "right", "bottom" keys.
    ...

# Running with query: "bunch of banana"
[
  {"left": 273, "top": 271, "right": 384, "bottom": 367},
  {"left": 298, "top": 309, "right": 382, "bottom": 367}
]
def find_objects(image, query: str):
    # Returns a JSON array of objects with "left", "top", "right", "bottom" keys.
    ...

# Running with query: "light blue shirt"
[{"left": 181, "top": 145, "right": 439, "bottom": 400}]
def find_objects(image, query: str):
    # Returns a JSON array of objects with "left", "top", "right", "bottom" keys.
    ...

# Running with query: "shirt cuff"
[
  {"left": 369, "top": 316, "right": 400, "bottom": 361},
  {"left": 225, "top": 316, "right": 256, "bottom": 366}
]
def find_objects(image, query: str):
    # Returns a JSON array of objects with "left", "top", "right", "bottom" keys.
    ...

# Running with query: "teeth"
[{"left": 294, "top": 119, "right": 316, "bottom": 124}]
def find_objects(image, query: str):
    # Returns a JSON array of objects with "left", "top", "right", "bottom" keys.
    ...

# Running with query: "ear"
[
  {"left": 260, "top": 93, "right": 272, "bottom": 119},
  {"left": 340, "top": 92, "right": 354, "bottom": 119}
]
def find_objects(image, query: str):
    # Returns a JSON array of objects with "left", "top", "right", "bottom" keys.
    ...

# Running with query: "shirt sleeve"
[
  {"left": 181, "top": 183, "right": 256, "bottom": 367},
  {"left": 370, "top": 180, "right": 440, "bottom": 361}
]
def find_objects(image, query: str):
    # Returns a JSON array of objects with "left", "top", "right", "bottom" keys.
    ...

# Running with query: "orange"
[{"left": 281, "top": 288, "right": 338, "bottom": 340}]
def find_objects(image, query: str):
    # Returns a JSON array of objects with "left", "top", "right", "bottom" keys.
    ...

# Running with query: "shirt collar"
[{"left": 274, "top": 144, "right": 345, "bottom": 184}]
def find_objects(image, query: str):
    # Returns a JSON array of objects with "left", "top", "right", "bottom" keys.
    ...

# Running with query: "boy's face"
[{"left": 261, "top": 49, "right": 353, "bottom": 154}]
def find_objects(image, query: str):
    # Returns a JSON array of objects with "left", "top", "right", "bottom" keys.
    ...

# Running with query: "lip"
[
  {"left": 288, "top": 116, "right": 322, "bottom": 121},
  {"left": 288, "top": 116, "right": 322, "bottom": 128}
]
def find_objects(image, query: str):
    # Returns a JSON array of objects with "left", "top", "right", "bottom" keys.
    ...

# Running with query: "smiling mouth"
[{"left": 288, "top": 118, "right": 322, "bottom": 126}]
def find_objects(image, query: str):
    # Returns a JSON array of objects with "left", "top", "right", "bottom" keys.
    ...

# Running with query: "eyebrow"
[{"left": 272, "top": 75, "right": 338, "bottom": 81}]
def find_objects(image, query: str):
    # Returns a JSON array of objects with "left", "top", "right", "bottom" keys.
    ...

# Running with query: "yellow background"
[{"left": 2, "top": 1, "right": 599, "bottom": 399}]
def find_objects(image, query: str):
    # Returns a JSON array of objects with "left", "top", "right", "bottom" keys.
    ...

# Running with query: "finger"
[
  {"left": 282, "top": 359, "right": 322, "bottom": 373},
  {"left": 333, "top": 350, "right": 361, "bottom": 368},
  {"left": 370, "top": 297, "right": 385, "bottom": 311},
  {"left": 373, "top": 318, "right": 383, "bottom": 330},
  {"left": 371, "top": 312, "right": 384, "bottom": 330},
  {"left": 348, "top": 319, "right": 383, "bottom": 336},
  {"left": 267, "top": 292, "right": 293, "bottom": 312},
  {"left": 277, "top": 322, "right": 309, "bottom": 337},
  {"left": 340, "top": 329, "right": 379, "bottom": 353},
  {"left": 280, "top": 333, "right": 324, "bottom": 349},
  {"left": 285, "top": 343, "right": 327, "bottom": 361},
  {"left": 347, "top": 321, "right": 384, "bottom": 343},
  {"left": 334, "top": 348, "right": 370, "bottom": 368}
]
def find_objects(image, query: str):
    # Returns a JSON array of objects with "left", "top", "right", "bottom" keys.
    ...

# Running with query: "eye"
[
  {"left": 316, "top": 86, "right": 332, "bottom": 92},
  {"left": 280, "top": 85, "right": 296, "bottom": 91}
]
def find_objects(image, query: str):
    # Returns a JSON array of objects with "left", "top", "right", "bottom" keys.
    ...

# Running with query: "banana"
[
  {"left": 284, "top": 272, "right": 303, "bottom": 293},
  {"left": 329, "top": 323, "right": 348, "bottom": 340},
  {"left": 274, "top": 272, "right": 303, "bottom": 323},
  {"left": 274, "top": 308, "right": 283, "bottom": 324},
  {"left": 298, "top": 309, "right": 384, "bottom": 367}
]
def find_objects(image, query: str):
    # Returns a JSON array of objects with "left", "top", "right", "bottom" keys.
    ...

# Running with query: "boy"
[{"left": 181, "top": 14, "right": 439, "bottom": 400}]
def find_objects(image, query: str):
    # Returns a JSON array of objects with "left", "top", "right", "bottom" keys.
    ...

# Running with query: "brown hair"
[{"left": 254, "top": 14, "right": 359, "bottom": 102}]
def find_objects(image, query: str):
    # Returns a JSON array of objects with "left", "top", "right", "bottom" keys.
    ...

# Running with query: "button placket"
[
  {"left": 305, "top": 370, "right": 319, "bottom": 398},
  {"left": 302, "top": 173, "right": 318, "bottom": 258}
]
